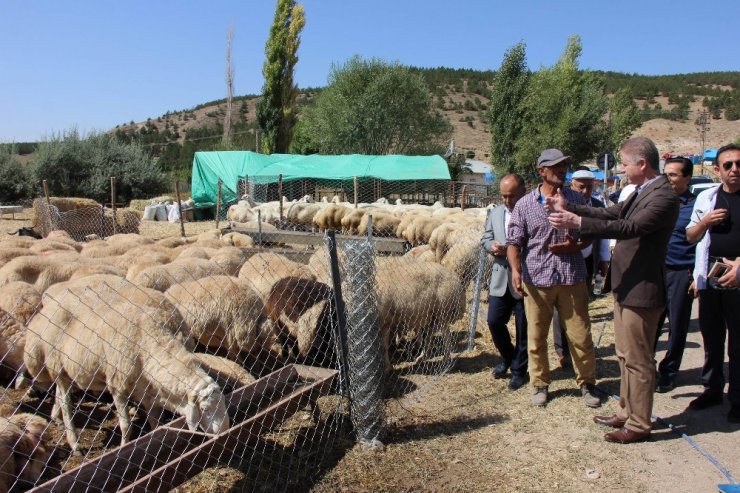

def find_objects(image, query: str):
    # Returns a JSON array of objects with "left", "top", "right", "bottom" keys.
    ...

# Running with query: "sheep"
[
  {"left": 24, "top": 275, "right": 227, "bottom": 454},
  {"left": 357, "top": 211, "right": 402, "bottom": 237},
  {"left": 193, "top": 353, "right": 256, "bottom": 392},
  {"left": 394, "top": 209, "right": 432, "bottom": 238},
  {"left": 401, "top": 216, "right": 444, "bottom": 245},
  {"left": 0, "top": 237, "right": 37, "bottom": 249},
  {"left": 165, "top": 276, "right": 280, "bottom": 366},
  {"left": 428, "top": 222, "right": 480, "bottom": 261},
  {"left": 104, "top": 233, "right": 154, "bottom": 247},
  {"left": 156, "top": 236, "right": 195, "bottom": 249},
  {"left": 221, "top": 231, "right": 255, "bottom": 248},
  {"left": 312, "top": 204, "right": 353, "bottom": 232},
  {"left": 340, "top": 208, "right": 370, "bottom": 235},
  {"left": 28, "top": 239, "right": 79, "bottom": 255},
  {"left": 0, "top": 282, "right": 41, "bottom": 382},
  {"left": 237, "top": 252, "right": 316, "bottom": 299},
  {"left": 266, "top": 277, "right": 336, "bottom": 368},
  {"left": 130, "top": 258, "right": 223, "bottom": 292},
  {"left": 403, "top": 244, "right": 436, "bottom": 263},
  {"left": 373, "top": 257, "right": 466, "bottom": 371},
  {"left": 0, "top": 413, "right": 52, "bottom": 492},
  {"left": 0, "top": 248, "right": 32, "bottom": 268},
  {"left": 286, "top": 202, "right": 322, "bottom": 229}
]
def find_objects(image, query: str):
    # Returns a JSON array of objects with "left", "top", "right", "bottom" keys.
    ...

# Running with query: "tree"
[
  {"left": 30, "top": 128, "right": 168, "bottom": 203},
  {"left": 0, "top": 145, "right": 34, "bottom": 203},
  {"left": 515, "top": 36, "right": 609, "bottom": 178},
  {"left": 605, "top": 86, "right": 642, "bottom": 152},
  {"left": 222, "top": 24, "right": 235, "bottom": 147},
  {"left": 256, "top": 0, "right": 305, "bottom": 154},
  {"left": 488, "top": 42, "right": 529, "bottom": 177},
  {"left": 291, "top": 56, "right": 453, "bottom": 155}
]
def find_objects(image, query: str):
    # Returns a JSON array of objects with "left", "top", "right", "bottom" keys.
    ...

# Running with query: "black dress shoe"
[
  {"left": 508, "top": 373, "right": 529, "bottom": 390},
  {"left": 689, "top": 392, "right": 723, "bottom": 410},
  {"left": 492, "top": 362, "right": 509, "bottom": 379},
  {"left": 729, "top": 406, "right": 740, "bottom": 424},
  {"left": 655, "top": 375, "right": 676, "bottom": 393},
  {"left": 593, "top": 414, "right": 627, "bottom": 428},
  {"left": 604, "top": 427, "right": 650, "bottom": 444}
]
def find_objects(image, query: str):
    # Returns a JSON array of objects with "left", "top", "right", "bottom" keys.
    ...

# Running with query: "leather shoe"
[
  {"left": 492, "top": 362, "right": 509, "bottom": 379},
  {"left": 508, "top": 373, "right": 529, "bottom": 390},
  {"left": 593, "top": 414, "right": 626, "bottom": 428},
  {"left": 604, "top": 427, "right": 650, "bottom": 444},
  {"left": 655, "top": 374, "right": 675, "bottom": 393},
  {"left": 688, "top": 392, "right": 723, "bottom": 410}
]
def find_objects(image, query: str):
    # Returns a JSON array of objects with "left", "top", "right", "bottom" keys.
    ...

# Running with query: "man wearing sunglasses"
[{"left": 685, "top": 143, "right": 740, "bottom": 423}]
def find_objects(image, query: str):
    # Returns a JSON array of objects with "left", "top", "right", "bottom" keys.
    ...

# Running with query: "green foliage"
[
  {"left": 515, "top": 36, "right": 609, "bottom": 175},
  {"left": 291, "top": 56, "right": 452, "bottom": 155},
  {"left": 256, "top": 0, "right": 305, "bottom": 154},
  {"left": 30, "top": 128, "right": 168, "bottom": 203},
  {"left": 0, "top": 145, "right": 34, "bottom": 203},
  {"left": 488, "top": 42, "right": 530, "bottom": 177},
  {"left": 606, "top": 87, "right": 642, "bottom": 152}
]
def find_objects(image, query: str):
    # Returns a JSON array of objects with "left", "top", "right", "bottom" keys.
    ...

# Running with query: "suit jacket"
[
  {"left": 480, "top": 205, "right": 521, "bottom": 299},
  {"left": 566, "top": 175, "right": 678, "bottom": 308}
]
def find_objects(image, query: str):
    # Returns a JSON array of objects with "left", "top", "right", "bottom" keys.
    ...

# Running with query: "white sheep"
[
  {"left": 130, "top": 258, "right": 223, "bottom": 292},
  {"left": 0, "top": 413, "right": 52, "bottom": 492},
  {"left": 237, "top": 252, "right": 316, "bottom": 299},
  {"left": 0, "top": 282, "right": 42, "bottom": 383},
  {"left": 165, "top": 276, "right": 280, "bottom": 366},
  {"left": 24, "top": 275, "right": 228, "bottom": 454},
  {"left": 193, "top": 353, "right": 256, "bottom": 392}
]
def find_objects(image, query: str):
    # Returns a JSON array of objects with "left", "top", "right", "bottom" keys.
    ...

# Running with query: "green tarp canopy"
[{"left": 190, "top": 151, "right": 450, "bottom": 204}]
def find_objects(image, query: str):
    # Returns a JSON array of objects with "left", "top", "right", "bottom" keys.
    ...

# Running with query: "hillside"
[{"left": 110, "top": 70, "right": 740, "bottom": 171}]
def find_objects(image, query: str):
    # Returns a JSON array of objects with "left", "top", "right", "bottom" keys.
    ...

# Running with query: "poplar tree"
[
  {"left": 488, "top": 42, "right": 529, "bottom": 177},
  {"left": 256, "top": 0, "right": 305, "bottom": 154}
]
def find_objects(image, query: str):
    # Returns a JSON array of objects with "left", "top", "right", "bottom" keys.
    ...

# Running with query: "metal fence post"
[
  {"left": 334, "top": 234, "right": 385, "bottom": 450},
  {"left": 467, "top": 208, "right": 492, "bottom": 350}
]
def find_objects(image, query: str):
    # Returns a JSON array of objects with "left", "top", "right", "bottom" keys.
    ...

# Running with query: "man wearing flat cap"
[{"left": 506, "top": 148, "right": 601, "bottom": 408}]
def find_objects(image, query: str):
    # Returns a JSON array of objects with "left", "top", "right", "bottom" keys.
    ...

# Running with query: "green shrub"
[{"left": 0, "top": 147, "right": 34, "bottom": 203}]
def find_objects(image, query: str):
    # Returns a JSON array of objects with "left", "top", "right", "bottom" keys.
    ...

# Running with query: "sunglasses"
[{"left": 721, "top": 160, "right": 740, "bottom": 171}]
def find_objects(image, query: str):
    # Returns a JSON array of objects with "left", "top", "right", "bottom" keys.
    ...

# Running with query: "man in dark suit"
[
  {"left": 548, "top": 136, "right": 679, "bottom": 443},
  {"left": 481, "top": 174, "right": 528, "bottom": 390}
]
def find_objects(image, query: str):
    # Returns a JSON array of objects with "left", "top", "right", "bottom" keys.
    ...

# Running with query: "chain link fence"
[
  {"left": 0, "top": 201, "right": 492, "bottom": 491},
  {"left": 33, "top": 199, "right": 141, "bottom": 242}
]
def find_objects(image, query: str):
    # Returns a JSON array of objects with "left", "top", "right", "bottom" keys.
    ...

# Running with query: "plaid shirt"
[{"left": 507, "top": 186, "right": 587, "bottom": 287}]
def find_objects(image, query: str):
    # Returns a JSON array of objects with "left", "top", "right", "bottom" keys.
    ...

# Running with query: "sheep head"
[{"left": 182, "top": 380, "right": 229, "bottom": 435}]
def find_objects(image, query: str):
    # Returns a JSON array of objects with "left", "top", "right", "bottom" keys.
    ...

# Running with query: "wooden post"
[
  {"left": 278, "top": 174, "right": 283, "bottom": 223},
  {"left": 215, "top": 179, "right": 222, "bottom": 230},
  {"left": 110, "top": 176, "right": 118, "bottom": 235},
  {"left": 354, "top": 176, "right": 358, "bottom": 209},
  {"left": 451, "top": 182, "right": 456, "bottom": 208},
  {"left": 175, "top": 181, "right": 186, "bottom": 238},
  {"left": 460, "top": 185, "right": 467, "bottom": 210},
  {"left": 42, "top": 180, "right": 51, "bottom": 205}
]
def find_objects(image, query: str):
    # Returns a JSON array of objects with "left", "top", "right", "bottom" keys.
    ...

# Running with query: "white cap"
[{"left": 571, "top": 169, "right": 595, "bottom": 180}]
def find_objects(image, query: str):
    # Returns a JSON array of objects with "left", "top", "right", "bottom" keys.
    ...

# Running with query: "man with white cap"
[
  {"left": 506, "top": 148, "right": 601, "bottom": 408},
  {"left": 553, "top": 168, "right": 611, "bottom": 368}
]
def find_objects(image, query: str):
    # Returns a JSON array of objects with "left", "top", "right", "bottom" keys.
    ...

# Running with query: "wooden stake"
[
  {"left": 175, "top": 180, "right": 186, "bottom": 238},
  {"left": 460, "top": 185, "right": 467, "bottom": 210},
  {"left": 110, "top": 176, "right": 118, "bottom": 235},
  {"left": 42, "top": 180, "right": 51, "bottom": 205},
  {"left": 278, "top": 174, "right": 283, "bottom": 223},
  {"left": 354, "top": 176, "right": 358, "bottom": 209},
  {"left": 215, "top": 179, "right": 222, "bottom": 230}
]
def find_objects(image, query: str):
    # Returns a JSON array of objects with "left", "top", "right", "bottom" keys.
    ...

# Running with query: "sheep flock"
[{"left": 0, "top": 196, "right": 490, "bottom": 490}]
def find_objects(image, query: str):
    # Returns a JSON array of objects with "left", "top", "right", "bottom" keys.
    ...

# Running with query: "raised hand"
[{"left": 544, "top": 188, "right": 566, "bottom": 213}]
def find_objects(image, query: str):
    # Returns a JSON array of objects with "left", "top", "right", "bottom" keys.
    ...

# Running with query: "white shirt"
[{"left": 687, "top": 184, "right": 721, "bottom": 290}]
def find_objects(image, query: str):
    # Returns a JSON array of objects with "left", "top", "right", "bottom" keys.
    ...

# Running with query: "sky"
[{"left": 1, "top": 0, "right": 738, "bottom": 143}]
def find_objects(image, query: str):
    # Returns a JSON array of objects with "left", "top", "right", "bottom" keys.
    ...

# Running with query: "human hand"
[
  {"left": 548, "top": 234, "right": 581, "bottom": 254},
  {"left": 548, "top": 211, "right": 582, "bottom": 230},
  {"left": 688, "top": 280, "right": 699, "bottom": 298},
  {"left": 490, "top": 240, "right": 506, "bottom": 256},
  {"left": 544, "top": 188, "right": 566, "bottom": 213},
  {"left": 702, "top": 209, "right": 728, "bottom": 228},
  {"left": 512, "top": 270, "right": 526, "bottom": 297},
  {"left": 718, "top": 257, "right": 740, "bottom": 289}
]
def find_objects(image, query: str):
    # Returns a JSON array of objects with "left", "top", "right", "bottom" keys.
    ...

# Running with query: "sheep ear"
[
  {"left": 296, "top": 300, "right": 326, "bottom": 355},
  {"left": 183, "top": 392, "right": 201, "bottom": 432}
]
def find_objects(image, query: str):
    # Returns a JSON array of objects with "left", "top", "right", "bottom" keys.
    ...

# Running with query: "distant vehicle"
[{"left": 689, "top": 176, "right": 718, "bottom": 195}]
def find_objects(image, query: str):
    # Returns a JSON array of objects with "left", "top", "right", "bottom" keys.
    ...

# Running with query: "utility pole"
[{"left": 696, "top": 110, "right": 710, "bottom": 176}]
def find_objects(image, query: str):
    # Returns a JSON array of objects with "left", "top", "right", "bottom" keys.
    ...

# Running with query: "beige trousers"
[
  {"left": 613, "top": 302, "right": 662, "bottom": 433},
  {"left": 523, "top": 282, "right": 596, "bottom": 388}
]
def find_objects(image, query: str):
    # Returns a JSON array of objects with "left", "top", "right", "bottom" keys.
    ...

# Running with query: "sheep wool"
[{"left": 24, "top": 275, "right": 228, "bottom": 453}]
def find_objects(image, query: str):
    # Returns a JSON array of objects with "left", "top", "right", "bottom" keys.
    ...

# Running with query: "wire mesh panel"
[
  {"left": 33, "top": 201, "right": 141, "bottom": 241},
  {"left": 0, "top": 192, "right": 497, "bottom": 491}
]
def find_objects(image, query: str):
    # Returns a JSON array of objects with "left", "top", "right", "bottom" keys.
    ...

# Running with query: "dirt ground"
[{"left": 1, "top": 209, "right": 738, "bottom": 492}]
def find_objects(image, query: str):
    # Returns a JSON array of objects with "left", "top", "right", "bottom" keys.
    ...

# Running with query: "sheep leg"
[
  {"left": 112, "top": 392, "right": 132, "bottom": 445},
  {"left": 55, "top": 379, "right": 81, "bottom": 455}
]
